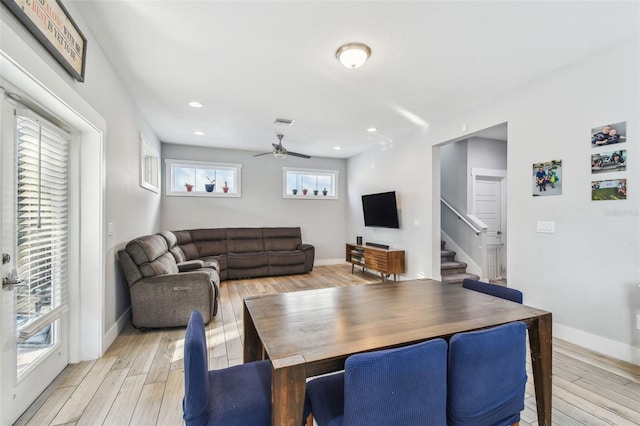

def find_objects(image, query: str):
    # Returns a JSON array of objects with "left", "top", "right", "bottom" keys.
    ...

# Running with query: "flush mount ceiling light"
[
  {"left": 336, "top": 42, "right": 371, "bottom": 69},
  {"left": 193, "top": 131, "right": 205, "bottom": 136},
  {"left": 188, "top": 101, "right": 203, "bottom": 108}
]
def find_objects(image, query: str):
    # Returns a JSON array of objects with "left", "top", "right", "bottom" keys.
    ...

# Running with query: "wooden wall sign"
[{"left": 2, "top": 0, "right": 87, "bottom": 82}]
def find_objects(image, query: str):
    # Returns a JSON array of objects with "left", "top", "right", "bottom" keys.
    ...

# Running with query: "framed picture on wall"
[
  {"left": 591, "top": 149, "right": 626, "bottom": 174},
  {"left": 532, "top": 159, "right": 562, "bottom": 196},
  {"left": 591, "top": 121, "right": 627, "bottom": 147},
  {"left": 591, "top": 179, "right": 626, "bottom": 201}
]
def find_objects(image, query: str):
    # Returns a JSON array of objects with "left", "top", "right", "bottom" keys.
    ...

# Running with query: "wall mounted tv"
[{"left": 362, "top": 191, "right": 400, "bottom": 228}]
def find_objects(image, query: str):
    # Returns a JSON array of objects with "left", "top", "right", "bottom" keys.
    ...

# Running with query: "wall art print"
[
  {"left": 591, "top": 149, "right": 626, "bottom": 174},
  {"left": 533, "top": 159, "right": 562, "bottom": 196},
  {"left": 591, "top": 178, "right": 626, "bottom": 201},
  {"left": 591, "top": 121, "right": 626, "bottom": 147}
]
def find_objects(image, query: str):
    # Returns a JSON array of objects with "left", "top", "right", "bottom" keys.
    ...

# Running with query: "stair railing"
[{"left": 440, "top": 198, "right": 490, "bottom": 280}]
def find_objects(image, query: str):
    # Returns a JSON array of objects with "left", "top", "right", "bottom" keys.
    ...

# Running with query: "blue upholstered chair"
[
  {"left": 184, "top": 310, "right": 311, "bottom": 426},
  {"left": 448, "top": 322, "right": 528, "bottom": 426},
  {"left": 306, "top": 338, "right": 448, "bottom": 426},
  {"left": 462, "top": 278, "right": 523, "bottom": 304}
]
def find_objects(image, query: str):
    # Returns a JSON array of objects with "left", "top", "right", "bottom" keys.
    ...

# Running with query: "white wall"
[
  {"left": 347, "top": 131, "right": 435, "bottom": 279},
  {"left": 347, "top": 38, "right": 640, "bottom": 364},
  {"left": 161, "top": 144, "right": 348, "bottom": 262},
  {"left": 0, "top": 3, "right": 162, "bottom": 352}
]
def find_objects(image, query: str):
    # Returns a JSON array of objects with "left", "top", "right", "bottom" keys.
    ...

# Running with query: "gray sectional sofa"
[{"left": 118, "top": 227, "right": 314, "bottom": 328}]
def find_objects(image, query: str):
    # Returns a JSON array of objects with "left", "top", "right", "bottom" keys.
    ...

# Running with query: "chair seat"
[{"left": 208, "top": 360, "right": 272, "bottom": 425}]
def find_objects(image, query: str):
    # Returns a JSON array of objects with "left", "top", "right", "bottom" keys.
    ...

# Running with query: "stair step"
[
  {"left": 441, "top": 273, "right": 480, "bottom": 285},
  {"left": 441, "top": 249, "right": 456, "bottom": 256},
  {"left": 441, "top": 261, "right": 467, "bottom": 270}
]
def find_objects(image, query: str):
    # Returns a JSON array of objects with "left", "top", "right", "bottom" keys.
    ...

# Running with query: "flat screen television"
[{"left": 362, "top": 191, "right": 400, "bottom": 228}]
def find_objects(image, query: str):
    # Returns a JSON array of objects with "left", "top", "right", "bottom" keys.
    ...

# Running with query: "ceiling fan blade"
[
  {"left": 287, "top": 151, "right": 311, "bottom": 159},
  {"left": 253, "top": 152, "right": 273, "bottom": 157}
]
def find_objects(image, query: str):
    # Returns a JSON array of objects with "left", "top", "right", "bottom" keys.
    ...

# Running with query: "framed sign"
[{"left": 2, "top": 0, "right": 87, "bottom": 81}]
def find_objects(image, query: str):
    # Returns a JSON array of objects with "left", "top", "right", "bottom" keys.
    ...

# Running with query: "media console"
[{"left": 346, "top": 243, "right": 405, "bottom": 282}]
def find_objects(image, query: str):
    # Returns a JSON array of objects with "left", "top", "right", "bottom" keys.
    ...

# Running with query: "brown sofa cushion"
[
  {"left": 226, "top": 228, "right": 264, "bottom": 253},
  {"left": 268, "top": 250, "right": 306, "bottom": 266},
  {"left": 227, "top": 252, "right": 268, "bottom": 269},
  {"left": 263, "top": 227, "right": 302, "bottom": 251},
  {"left": 126, "top": 234, "right": 169, "bottom": 265},
  {"left": 190, "top": 228, "right": 227, "bottom": 257}
]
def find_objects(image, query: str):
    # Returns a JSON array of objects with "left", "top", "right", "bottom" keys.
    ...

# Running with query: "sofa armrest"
[
  {"left": 178, "top": 259, "right": 205, "bottom": 272},
  {"left": 298, "top": 244, "right": 315, "bottom": 272},
  {"left": 129, "top": 271, "right": 217, "bottom": 328}
]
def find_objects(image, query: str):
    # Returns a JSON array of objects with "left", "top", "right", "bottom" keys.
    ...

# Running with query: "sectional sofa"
[{"left": 118, "top": 227, "right": 314, "bottom": 328}]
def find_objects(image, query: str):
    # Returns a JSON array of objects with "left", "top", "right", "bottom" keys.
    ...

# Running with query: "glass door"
[{"left": 1, "top": 91, "right": 70, "bottom": 425}]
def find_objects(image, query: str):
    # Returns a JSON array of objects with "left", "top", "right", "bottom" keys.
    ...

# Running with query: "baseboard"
[
  {"left": 554, "top": 323, "right": 639, "bottom": 365},
  {"left": 314, "top": 258, "right": 345, "bottom": 266},
  {"left": 103, "top": 307, "right": 131, "bottom": 356}
]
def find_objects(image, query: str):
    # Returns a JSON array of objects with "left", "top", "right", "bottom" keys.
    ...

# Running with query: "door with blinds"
[{"left": 1, "top": 97, "right": 70, "bottom": 424}]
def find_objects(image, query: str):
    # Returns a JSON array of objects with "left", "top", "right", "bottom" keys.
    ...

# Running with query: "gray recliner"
[{"left": 118, "top": 233, "right": 219, "bottom": 329}]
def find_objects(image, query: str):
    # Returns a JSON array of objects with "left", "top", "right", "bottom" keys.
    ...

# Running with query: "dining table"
[{"left": 243, "top": 279, "right": 552, "bottom": 426}]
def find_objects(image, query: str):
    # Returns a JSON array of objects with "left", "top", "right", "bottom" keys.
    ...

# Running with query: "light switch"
[
  {"left": 108, "top": 222, "right": 114, "bottom": 236},
  {"left": 536, "top": 221, "right": 555, "bottom": 233}
]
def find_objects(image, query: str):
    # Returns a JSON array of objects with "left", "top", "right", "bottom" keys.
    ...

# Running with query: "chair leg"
[{"left": 306, "top": 413, "right": 314, "bottom": 426}]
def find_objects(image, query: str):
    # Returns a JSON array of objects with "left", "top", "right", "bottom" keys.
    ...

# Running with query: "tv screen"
[{"left": 362, "top": 191, "right": 400, "bottom": 228}]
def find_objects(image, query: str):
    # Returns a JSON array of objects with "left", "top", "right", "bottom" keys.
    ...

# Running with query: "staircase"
[{"left": 441, "top": 240, "right": 479, "bottom": 285}]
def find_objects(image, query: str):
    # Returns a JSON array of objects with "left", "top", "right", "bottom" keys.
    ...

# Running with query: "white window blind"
[{"left": 15, "top": 109, "right": 69, "bottom": 342}]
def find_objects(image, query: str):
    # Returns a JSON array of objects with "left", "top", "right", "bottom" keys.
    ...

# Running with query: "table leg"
[
  {"left": 243, "top": 302, "right": 263, "bottom": 362},
  {"left": 528, "top": 313, "right": 552, "bottom": 426},
  {"left": 272, "top": 355, "right": 307, "bottom": 426}
]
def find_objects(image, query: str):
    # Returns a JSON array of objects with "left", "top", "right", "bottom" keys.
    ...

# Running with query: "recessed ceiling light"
[
  {"left": 367, "top": 127, "right": 378, "bottom": 132},
  {"left": 333, "top": 146, "right": 342, "bottom": 150},
  {"left": 194, "top": 131, "right": 205, "bottom": 136},
  {"left": 188, "top": 101, "right": 203, "bottom": 108}
]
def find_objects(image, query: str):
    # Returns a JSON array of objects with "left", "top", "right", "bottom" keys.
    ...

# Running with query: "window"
[
  {"left": 15, "top": 108, "right": 69, "bottom": 376},
  {"left": 140, "top": 133, "right": 160, "bottom": 193},
  {"left": 283, "top": 167, "right": 338, "bottom": 199},
  {"left": 165, "top": 159, "right": 241, "bottom": 197}
]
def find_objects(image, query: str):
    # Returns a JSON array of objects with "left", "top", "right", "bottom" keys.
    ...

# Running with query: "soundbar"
[{"left": 366, "top": 242, "right": 390, "bottom": 250}]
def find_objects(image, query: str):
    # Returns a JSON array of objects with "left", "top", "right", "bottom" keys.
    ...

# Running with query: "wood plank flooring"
[{"left": 15, "top": 264, "right": 640, "bottom": 425}]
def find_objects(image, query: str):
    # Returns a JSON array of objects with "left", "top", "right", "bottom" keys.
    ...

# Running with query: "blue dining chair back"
[
  {"left": 183, "top": 310, "right": 274, "bottom": 426},
  {"left": 462, "top": 278, "right": 523, "bottom": 304},
  {"left": 306, "top": 338, "right": 448, "bottom": 426},
  {"left": 448, "top": 321, "right": 528, "bottom": 426}
]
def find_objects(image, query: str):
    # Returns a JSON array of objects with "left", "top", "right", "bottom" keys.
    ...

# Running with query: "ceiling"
[{"left": 71, "top": 1, "right": 638, "bottom": 159}]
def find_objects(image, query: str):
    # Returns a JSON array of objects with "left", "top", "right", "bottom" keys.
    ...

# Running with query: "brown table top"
[{"left": 244, "top": 279, "right": 549, "bottom": 373}]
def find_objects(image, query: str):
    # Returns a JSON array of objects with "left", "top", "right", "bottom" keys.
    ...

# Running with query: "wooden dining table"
[{"left": 243, "top": 279, "right": 552, "bottom": 426}]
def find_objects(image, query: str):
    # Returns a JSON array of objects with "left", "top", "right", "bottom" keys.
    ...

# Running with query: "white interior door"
[
  {"left": 474, "top": 177, "right": 502, "bottom": 245},
  {"left": 1, "top": 92, "right": 69, "bottom": 425}
]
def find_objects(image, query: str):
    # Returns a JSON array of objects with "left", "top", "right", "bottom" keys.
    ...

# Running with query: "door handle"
[{"left": 496, "top": 231, "right": 502, "bottom": 235}]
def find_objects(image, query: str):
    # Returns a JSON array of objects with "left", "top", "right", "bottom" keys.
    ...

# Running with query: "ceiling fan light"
[
  {"left": 274, "top": 151, "right": 287, "bottom": 159},
  {"left": 336, "top": 43, "right": 371, "bottom": 69}
]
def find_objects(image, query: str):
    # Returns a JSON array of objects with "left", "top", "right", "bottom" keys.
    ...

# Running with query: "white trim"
[
  {"left": 282, "top": 166, "right": 339, "bottom": 199},
  {"left": 313, "top": 258, "right": 345, "bottom": 266},
  {"left": 554, "top": 323, "right": 640, "bottom": 366},
  {"left": 0, "top": 51, "right": 105, "bottom": 363},
  {"left": 470, "top": 167, "right": 507, "bottom": 178},
  {"left": 104, "top": 307, "right": 131, "bottom": 351},
  {"left": 140, "top": 132, "right": 160, "bottom": 193},
  {"left": 165, "top": 158, "right": 242, "bottom": 197}
]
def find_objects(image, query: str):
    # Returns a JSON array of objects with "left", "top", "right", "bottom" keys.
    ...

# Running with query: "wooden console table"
[{"left": 346, "top": 243, "right": 405, "bottom": 282}]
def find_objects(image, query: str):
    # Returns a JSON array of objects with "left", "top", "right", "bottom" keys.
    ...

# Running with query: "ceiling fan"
[{"left": 254, "top": 134, "right": 311, "bottom": 159}]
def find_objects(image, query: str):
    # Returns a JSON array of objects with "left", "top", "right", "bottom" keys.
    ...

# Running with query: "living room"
[{"left": 0, "top": 1, "right": 638, "bottom": 424}]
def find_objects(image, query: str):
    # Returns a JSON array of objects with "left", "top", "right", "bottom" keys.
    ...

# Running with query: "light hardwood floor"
[{"left": 16, "top": 264, "right": 640, "bottom": 425}]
